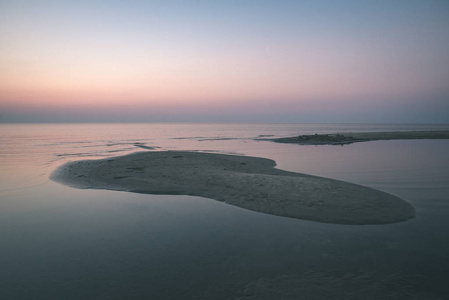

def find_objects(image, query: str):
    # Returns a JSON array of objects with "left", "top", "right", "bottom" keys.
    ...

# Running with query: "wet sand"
[
  {"left": 51, "top": 151, "right": 414, "bottom": 225},
  {"left": 269, "top": 130, "right": 449, "bottom": 145}
]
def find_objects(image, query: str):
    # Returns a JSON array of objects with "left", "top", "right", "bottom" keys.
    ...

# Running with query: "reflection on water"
[{"left": 1, "top": 123, "right": 449, "bottom": 299}]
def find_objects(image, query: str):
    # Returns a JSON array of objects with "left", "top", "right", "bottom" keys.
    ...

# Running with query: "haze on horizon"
[{"left": 1, "top": 0, "right": 448, "bottom": 123}]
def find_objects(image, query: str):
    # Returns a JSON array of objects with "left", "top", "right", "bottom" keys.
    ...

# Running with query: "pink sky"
[{"left": 1, "top": 1, "right": 448, "bottom": 123}]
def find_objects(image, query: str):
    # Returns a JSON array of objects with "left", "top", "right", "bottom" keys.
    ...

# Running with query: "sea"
[{"left": 1, "top": 123, "right": 449, "bottom": 300}]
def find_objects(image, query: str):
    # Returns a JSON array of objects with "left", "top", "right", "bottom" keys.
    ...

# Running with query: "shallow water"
[{"left": 1, "top": 123, "right": 449, "bottom": 299}]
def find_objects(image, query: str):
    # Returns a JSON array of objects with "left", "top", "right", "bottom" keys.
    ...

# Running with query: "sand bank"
[
  {"left": 270, "top": 130, "right": 449, "bottom": 145},
  {"left": 51, "top": 151, "right": 414, "bottom": 225}
]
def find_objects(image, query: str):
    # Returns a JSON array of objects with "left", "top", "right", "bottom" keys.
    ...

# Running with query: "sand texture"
[
  {"left": 51, "top": 151, "right": 415, "bottom": 225},
  {"left": 270, "top": 130, "right": 449, "bottom": 145}
]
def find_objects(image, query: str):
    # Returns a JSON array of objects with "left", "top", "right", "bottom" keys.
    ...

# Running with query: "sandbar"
[
  {"left": 50, "top": 151, "right": 414, "bottom": 225},
  {"left": 269, "top": 130, "right": 449, "bottom": 145}
]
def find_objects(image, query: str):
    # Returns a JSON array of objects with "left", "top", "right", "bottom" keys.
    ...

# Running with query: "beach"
[
  {"left": 51, "top": 130, "right": 449, "bottom": 225},
  {"left": 51, "top": 150, "right": 414, "bottom": 225},
  {"left": 269, "top": 130, "right": 449, "bottom": 145}
]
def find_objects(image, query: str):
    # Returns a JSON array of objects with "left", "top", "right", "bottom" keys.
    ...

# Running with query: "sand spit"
[
  {"left": 50, "top": 151, "right": 414, "bottom": 225},
  {"left": 270, "top": 130, "right": 449, "bottom": 145}
]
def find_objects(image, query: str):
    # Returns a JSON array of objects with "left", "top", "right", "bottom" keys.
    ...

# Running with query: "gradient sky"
[{"left": 1, "top": 0, "right": 449, "bottom": 123}]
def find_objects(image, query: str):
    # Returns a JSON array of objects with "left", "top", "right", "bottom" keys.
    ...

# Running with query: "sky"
[{"left": 1, "top": 0, "right": 449, "bottom": 123}]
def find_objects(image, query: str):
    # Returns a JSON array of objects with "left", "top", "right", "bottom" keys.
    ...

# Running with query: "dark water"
[{"left": 1, "top": 123, "right": 448, "bottom": 299}]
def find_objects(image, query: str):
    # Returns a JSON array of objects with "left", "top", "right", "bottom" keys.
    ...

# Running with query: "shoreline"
[
  {"left": 50, "top": 151, "right": 415, "bottom": 225},
  {"left": 267, "top": 130, "right": 449, "bottom": 145}
]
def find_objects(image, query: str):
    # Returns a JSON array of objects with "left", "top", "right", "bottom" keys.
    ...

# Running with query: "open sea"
[{"left": 1, "top": 123, "right": 449, "bottom": 300}]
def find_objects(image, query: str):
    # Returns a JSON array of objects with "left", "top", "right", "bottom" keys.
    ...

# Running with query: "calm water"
[{"left": 1, "top": 123, "right": 449, "bottom": 299}]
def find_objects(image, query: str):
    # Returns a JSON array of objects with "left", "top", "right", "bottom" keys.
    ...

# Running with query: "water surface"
[{"left": 1, "top": 123, "right": 448, "bottom": 299}]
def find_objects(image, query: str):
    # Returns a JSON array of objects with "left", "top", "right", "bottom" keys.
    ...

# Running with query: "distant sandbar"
[
  {"left": 269, "top": 130, "right": 449, "bottom": 145},
  {"left": 51, "top": 151, "right": 414, "bottom": 225}
]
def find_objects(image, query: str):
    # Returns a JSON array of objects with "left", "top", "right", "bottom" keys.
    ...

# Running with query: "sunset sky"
[{"left": 1, "top": 0, "right": 448, "bottom": 123}]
